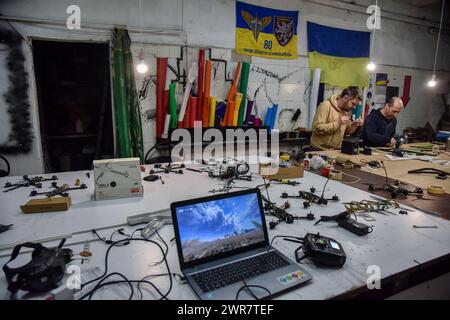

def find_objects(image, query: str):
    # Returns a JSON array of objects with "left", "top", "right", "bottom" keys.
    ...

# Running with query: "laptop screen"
[{"left": 172, "top": 190, "right": 268, "bottom": 267}]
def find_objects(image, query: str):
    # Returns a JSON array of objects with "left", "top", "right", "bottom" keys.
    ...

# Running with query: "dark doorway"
[{"left": 32, "top": 40, "right": 114, "bottom": 173}]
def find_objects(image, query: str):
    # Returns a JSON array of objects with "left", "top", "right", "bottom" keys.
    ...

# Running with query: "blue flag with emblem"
[{"left": 236, "top": 1, "right": 299, "bottom": 59}]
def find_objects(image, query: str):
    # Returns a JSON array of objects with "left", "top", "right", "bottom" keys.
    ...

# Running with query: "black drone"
[
  {"left": 281, "top": 187, "right": 339, "bottom": 209},
  {"left": 3, "top": 175, "right": 58, "bottom": 193},
  {"left": 30, "top": 181, "right": 87, "bottom": 198},
  {"left": 260, "top": 193, "right": 316, "bottom": 230},
  {"left": 208, "top": 162, "right": 253, "bottom": 193},
  {"left": 367, "top": 181, "right": 424, "bottom": 199},
  {"left": 149, "top": 163, "right": 185, "bottom": 175}
]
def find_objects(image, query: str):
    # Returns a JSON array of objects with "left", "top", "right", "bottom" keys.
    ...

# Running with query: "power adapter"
[{"left": 337, "top": 217, "right": 371, "bottom": 236}]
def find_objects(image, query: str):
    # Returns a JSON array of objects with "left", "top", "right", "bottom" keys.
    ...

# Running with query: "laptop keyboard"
[{"left": 191, "top": 251, "right": 290, "bottom": 293}]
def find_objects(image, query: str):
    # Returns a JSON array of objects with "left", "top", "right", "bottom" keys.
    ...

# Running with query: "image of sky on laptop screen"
[{"left": 176, "top": 193, "right": 265, "bottom": 263}]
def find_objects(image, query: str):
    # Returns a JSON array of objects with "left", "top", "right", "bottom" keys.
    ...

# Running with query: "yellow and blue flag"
[
  {"left": 307, "top": 22, "right": 370, "bottom": 87},
  {"left": 236, "top": 1, "right": 298, "bottom": 59}
]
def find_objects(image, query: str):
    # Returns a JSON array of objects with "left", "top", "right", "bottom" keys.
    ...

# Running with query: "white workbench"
[{"left": 1, "top": 164, "right": 449, "bottom": 300}]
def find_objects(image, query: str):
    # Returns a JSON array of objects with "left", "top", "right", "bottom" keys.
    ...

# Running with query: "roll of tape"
[
  {"left": 427, "top": 185, "right": 446, "bottom": 195},
  {"left": 330, "top": 170, "right": 343, "bottom": 180}
]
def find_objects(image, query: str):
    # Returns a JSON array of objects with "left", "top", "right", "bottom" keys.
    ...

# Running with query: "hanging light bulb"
[
  {"left": 427, "top": 74, "right": 437, "bottom": 87},
  {"left": 427, "top": 0, "right": 445, "bottom": 88},
  {"left": 136, "top": 48, "right": 148, "bottom": 74},
  {"left": 367, "top": 61, "right": 376, "bottom": 71}
]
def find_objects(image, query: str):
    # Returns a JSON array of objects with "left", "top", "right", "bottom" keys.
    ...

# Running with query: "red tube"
[
  {"left": 156, "top": 58, "right": 168, "bottom": 138},
  {"left": 197, "top": 49, "right": 205, "bottom": 124},
  {"left": 190, "top": 96, "right": 198, "bottom": 128},
  {"left": 183, "top": 96, "right": 191, "bottom": 128},
  {"left": 202, "top": 60, "right": 212, "bottom": 127}
]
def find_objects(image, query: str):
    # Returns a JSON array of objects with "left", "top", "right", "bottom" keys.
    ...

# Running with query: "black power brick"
[{"left": 337, "top": 217, "right": 370, "bottom": 236}]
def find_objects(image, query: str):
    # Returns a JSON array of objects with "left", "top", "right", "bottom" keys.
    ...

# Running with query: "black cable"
[
  {"left": 79, "top": 237, "right": 173, "bottom": 300},
  {"left": 320, "top": 174, "right": 332, "bottom": 200},
  {"left": 150, "top": 227, "right": 169, "bottom": 265},
  {"left": 235, "top": 280, "right": 272, "bottom": 300},
  {"left": 242, "top": 278, "right": 258, "bottom": 300},
  {"left": 109, "top": 228, "right": 130, "bottom": 246},
  {"left": 92, "top": 229, "right": 113, "bottom": 244},
  {"left": 87, "top": 278, "right": 166, "bottom": 301},
  {"left": 270, "top": 235, "right": 304, "bottom": 246},
  {"left": 0, "top": 155, "right": 10, "bottom": 176},
  {"left": 137, "top": 273, "right": 185, "bottom": 300},
  {"left": 144, "top": 141, "right": 169, "bottom": 164},
  {"left": 87, "top": 272, "right": 133, "bottom": 300}
]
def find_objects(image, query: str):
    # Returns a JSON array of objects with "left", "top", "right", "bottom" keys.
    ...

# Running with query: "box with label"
[
  {"left": 20, "top": 197, "right": 71, "bottom": 214},
  {"left": 93, "top": 158, "right": 143, "bottom": 200},
  {"left": 259, "top": 162, "right": 304, "bottom": 180}
]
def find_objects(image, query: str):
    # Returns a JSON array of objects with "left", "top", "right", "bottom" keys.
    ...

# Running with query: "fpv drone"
[
  {"left": 30, "top": 181, "right": 87, "bottom": 198},
  {"left": 3, "top": 175, "right": 58, "bottom": 193}
]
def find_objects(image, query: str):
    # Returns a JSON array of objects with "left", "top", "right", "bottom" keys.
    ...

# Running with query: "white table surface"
[{"left": 1, "top": 164, "right": 449, "bottom": 300}]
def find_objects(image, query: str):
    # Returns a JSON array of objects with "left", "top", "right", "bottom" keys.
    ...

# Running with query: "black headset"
[{"left": 3, "top": 239, "right": 72, "bottom": 297}]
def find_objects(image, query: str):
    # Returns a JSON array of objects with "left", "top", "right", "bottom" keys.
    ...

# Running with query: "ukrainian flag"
[
  {"left": 307, "top": 22, "right": 371, "bottom": 87},
  {"left": 236, "top": 1, "right": 299, "bottom": 59}
]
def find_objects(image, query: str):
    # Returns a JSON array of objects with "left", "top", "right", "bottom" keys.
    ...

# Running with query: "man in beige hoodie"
[{"left": 311, "top": 86, "right": 364, "bottom": 150}]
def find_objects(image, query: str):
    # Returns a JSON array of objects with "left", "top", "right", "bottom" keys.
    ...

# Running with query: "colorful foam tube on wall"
[
  {"left": 197, "top": 49, "right": 205, "bottom": 123},
  {"left": 156, "top": 58, "right": 168, "bottom": 139},
  {"left": 244, "top": 99, "right": 254, "bottom": 124},
  {"left": 224, "top": 62, "right": 242, "bottom": 126},
  {"left": 265, "top": 106, "right": 273, "bottom": 127},
  {"left": 238, "top": 62, "right": 250, "bottom": 125},
  {"left": 233, "top": 93, "right": 243, "bottom": 126},
  {"left": 202, "top": 60, "right": 212, "bottom": 127},
  {"left": 209, "top": 96, "right": 216, "bottom": 127},
  {"left": 189, "top": 96, "right": 197, "bottom": 128},
  {"left": 169, "top": 83, "right": 178, "bottom": 128},
  {"left": 215, "top": 101, "right": 226, "bottom": 126},
  {"left": 270, "top": 104, "right": 278, "bottom": 130},
  {"left": 178, "top": 61, "right": 198, "bottom": 128},
  {"left": 226, "top": 101, "right": 236, "bottom": 126}
]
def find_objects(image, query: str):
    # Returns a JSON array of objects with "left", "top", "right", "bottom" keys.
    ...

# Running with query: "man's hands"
[
  {"left": 387, "top": 137, "right": 396, "bottom": 147},
  {"left": 337, "top": 116, "right": 364, "bottom": 127},
  {"left": 352, "top": 118, "right": 364, "bottom": 127},
  {"left": 337, "top": 115, "right": 351, "bottom": 126}
]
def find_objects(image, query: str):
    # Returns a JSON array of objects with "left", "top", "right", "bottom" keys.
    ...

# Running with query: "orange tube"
[
  {"left": 226, "top": 101, "right": 235, "bottom": 126},
  {"left": 202, "top": 60, "right": 212, "bottom": 127}
]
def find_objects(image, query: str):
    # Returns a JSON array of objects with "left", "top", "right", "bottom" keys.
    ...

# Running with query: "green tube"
[
  {"left": 237, "top": 62, "right": 250, "bottom": 126},
  {"left": 169, "top": 83, "right": 178, "bottom": 128},
  {"left": 112, "top": 29, "right": 132, "bottom": 158},
  {"left": 122, "top": 30, "right": 144, "bottom": 163}
]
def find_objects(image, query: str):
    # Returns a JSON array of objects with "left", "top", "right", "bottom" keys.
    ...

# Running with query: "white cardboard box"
[{"left": 93, "top": 158, "right": 143, "bottom": 200}]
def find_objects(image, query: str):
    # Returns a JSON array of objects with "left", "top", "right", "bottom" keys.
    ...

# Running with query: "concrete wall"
[{"left": 0, "top": 0, "right": 449, "bottom": 175}]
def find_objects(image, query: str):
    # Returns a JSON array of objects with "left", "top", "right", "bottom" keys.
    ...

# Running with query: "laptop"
[{"left": 170, "top": 188, "right": 312, "bottom": 300}]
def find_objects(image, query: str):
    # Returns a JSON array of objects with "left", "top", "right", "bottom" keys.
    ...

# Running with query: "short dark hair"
[{"left": 341, "top": 86, "right": 362, "bottom": 100}]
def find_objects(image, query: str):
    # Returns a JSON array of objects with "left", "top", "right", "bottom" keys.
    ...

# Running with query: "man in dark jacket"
[{"left": 363, "top": 97, "right": 404, "bottom": 147}]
